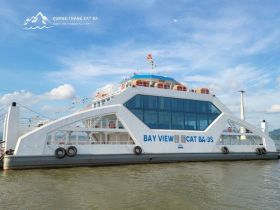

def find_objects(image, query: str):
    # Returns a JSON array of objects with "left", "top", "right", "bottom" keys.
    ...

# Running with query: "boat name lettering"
[
  {"left": 144, "top": 135, "right": 174, "bottom": 142},
  {"left": 143, "top": 135, "right": 214, "bottom": 143},
  {"left": 185, "top": 136, "right": 213, "bottom": 143}
]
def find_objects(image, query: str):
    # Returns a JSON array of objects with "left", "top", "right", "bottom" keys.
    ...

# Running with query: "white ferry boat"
[{"left": 0, "top": 74, "right": 278, "bottom": 169}]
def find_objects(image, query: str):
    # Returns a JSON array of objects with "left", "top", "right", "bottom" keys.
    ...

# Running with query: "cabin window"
[
  {"left": 144, "top": 110, "right": 158, "bottom": 128},
  {"left": 131, "top": 109, "right": 143, "bottom": 121},
  {"left": 196, "top": 101, "right": 209, "bottom": 113},
  {"left": 124, "top": 95, "right": 221, "bottom": 131},
  {"left": 210, "top": 103, "right": 220, "bottom": 114},
  {"left": 185, "top": 100, "right": 198, "bottom": 112},
  {"left": 143, "top": 95, "right": 157, "bottom": 110},
  {"left": 172, "top": 112, "right": 184, "bottom": 129},
  {"left": 171, "top": 98, "right": 184, "bottom": 112},
  {"left": 185, "top": 113, "right": 197, "bottom": 130},
  {"left": 197, "top": 114, "right": 209, "bottom": 130},
  {"left": 126, "top": 95, "right": 142, "bottom": 109},
  {"left": 158, "top": 111, "right": 171, "bottom": 129},
  {"left": 209, "top": 114, "right": 219, "bottom": 124},
  {"left": 158, "top": 97, "right": 171, "bottom": 110}
]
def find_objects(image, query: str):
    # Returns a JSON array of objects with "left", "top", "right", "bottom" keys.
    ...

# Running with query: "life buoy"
[
  {"left": 55, "top": 147, "right": 66, "bottom": 159},
  {"left": 133, "top": 146, "right": 142, "bottom": 155},
  {"left": 261, "top": 147, "right": 267, "bottom": 154},
  {"left": 256, "top": 148, "right": 262, "bottom": 155},
  {"left": 66, "top": 146, "right": 77, "bottom": 157},
  {"left": 221, "top": 146, "right": 229, "bottom": 154}
]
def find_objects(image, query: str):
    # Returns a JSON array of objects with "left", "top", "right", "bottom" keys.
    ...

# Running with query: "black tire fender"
[
  {"left": 256, "top": 148, "right": 262, "bottom": 155},
  {"left": 221, "top": 146, "right": 229, "bottom": 154},
  {"left": 134, "top": 146, "right": 142, "bottom": 155},
  {"left": 261, "top": 147, "right": 267, "bottom": 154},
  {"left": 66, "top": 146, "right": 77, "bottom": 157},
  {"left": 55, "top": 147, "right": 66, "bottom": 159}
]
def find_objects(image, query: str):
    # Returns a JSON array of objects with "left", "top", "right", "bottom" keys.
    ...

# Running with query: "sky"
[{"left": 0, "top": 0, "right": 280, "bottom": 130}]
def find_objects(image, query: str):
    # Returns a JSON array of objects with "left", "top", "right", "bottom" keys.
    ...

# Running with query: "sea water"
[{"left": 0, "top": 160, "right": 279, "bottom": 210}]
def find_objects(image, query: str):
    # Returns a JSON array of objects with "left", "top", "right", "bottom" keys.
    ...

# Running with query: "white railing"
[
  {"left": 84, "top": 119, "right": 124, "bottom": 130},
  {"left": 47, "top": 133, "right": 134, "bottom": 145},
  {"left": 92, "top": 89, "right": 123, "bottom": 106},
  {"left": 221, "top": 132, "right": 257, "bottom": 136}
]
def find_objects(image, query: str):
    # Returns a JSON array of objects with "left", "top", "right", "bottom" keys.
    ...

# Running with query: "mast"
[
  {"left": 4, "top": 102, "right": 19, "bottom": 153},
  {"left": 146, "top": 53, "right": 156, "bottom": 86},
  {"left": 238, "top": 90, "right": 246, "bottom": 140},
  {"left": 239, "top": 90, "right": 245, "bottom": 120}
]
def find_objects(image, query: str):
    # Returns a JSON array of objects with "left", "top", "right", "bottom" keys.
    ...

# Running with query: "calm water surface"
[{"left": 0, "top": 160, "right": 280, "bottom": 210}]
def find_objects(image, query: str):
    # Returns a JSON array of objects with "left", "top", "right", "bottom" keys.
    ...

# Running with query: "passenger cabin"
[
  {"left": 92, "top": 74, "right": 211, "bottom": 109},
  {"left": 121, "top": 74, "right": 186, "bottom": 90}
]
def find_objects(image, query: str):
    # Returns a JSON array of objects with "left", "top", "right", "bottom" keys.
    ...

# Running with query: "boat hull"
[{"left": 3, "top": 152, "right": 279, "bottom": 170}]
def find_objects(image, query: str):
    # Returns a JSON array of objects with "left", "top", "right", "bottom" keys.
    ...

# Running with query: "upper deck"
[{"left": 92, "top": 74, "right": 211, "bottom": 108}]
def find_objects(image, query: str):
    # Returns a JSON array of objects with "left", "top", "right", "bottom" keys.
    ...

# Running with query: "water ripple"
[{"left": 0, "top": 160, "right": 279, "bottom": 210}]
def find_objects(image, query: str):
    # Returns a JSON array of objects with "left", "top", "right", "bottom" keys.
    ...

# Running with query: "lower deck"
[{"left": 2, "top": 152, "right": 279, "bottom": 170}]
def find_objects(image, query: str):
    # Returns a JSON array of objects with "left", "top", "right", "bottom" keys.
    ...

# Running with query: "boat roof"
[{"left": 130, "top": 74, "right": 177, "bottom": 82}]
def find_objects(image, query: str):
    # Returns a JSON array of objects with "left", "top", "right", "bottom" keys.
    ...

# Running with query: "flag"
[
  {"left": 146, "top": 53, "right": 153, "bottom": 61},
  {"left": 146, "top": 53, "right": 156, "bottom": 69}
]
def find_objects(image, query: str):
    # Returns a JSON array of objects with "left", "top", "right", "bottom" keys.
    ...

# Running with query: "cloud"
[
  {"left": 44, "top": 84, "right": 75, "bottom": 100},
  {"left": 49, "top": 64, "right": 133, "bottom": 81},
  {"left": 267, "top": 104, "right": 280, "bottom": 113},
  {"left": 184, "top": 65, "right": 271, "bottom": 94},
  {"left": 0, "top": 84, "right": 76, "bottom": 107},
  {"left": 244, "top": 32, "right": 280, "bottom": 55},
  {"left": 96, "top": 83, "right": 117, "bottom": 93},
  {"left": 0, "top": 90, "right": 38, "bottom": 106},
  {"left": 47, "top": 43, "right": 180, "bottom": 84},
  {"left": 40, "top": 104, "right": 76, "bottom": 114}
]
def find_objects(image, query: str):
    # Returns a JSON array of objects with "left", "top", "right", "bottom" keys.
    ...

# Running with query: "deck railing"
[{"left": 217, "top": 135, "right": 263, "bottom": 145}]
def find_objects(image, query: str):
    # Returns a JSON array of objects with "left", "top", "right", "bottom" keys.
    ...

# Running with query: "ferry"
[{"left": 0, "top": 74, "right": 278, "bottom": 169}]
